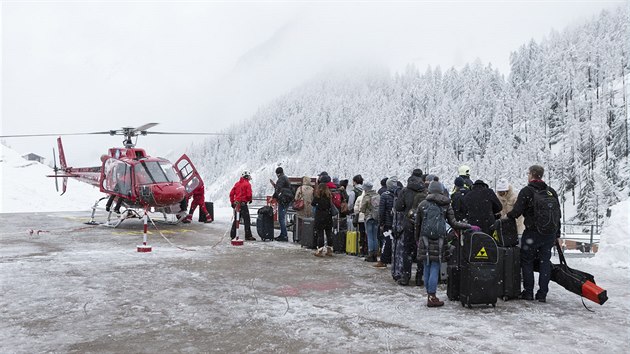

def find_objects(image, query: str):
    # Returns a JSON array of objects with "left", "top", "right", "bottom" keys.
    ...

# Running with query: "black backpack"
[
  {"left": 529, "top": 186, "right": 561, "bottom": 235},
  {"left": 419, "top": 201, "right": 447, "bottom": 240}
]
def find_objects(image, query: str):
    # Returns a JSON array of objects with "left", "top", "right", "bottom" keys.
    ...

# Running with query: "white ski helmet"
[
  {"left": 458, "top": 165, "right": 471, "bottom": 177},
  {"left": 241, "top": 170, "right": 251, "bottom": 179}
]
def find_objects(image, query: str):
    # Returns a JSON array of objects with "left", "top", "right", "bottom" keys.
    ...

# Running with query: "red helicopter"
[{"left": 2, "top": 123, "right": 214, "bottom": 227}]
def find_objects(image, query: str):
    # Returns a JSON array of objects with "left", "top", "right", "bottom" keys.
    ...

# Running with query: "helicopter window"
[
  {"left": 138, "top": 161, "right": 178, "bottom": 183},
  {"left": 103, "top": 159, "right": 132, "bottom": 195}
]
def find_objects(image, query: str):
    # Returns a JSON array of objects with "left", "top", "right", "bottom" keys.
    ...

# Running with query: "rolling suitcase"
[
  {"left": 447, "top": 265, "right": 460, "bottom": 301},
  {"left": 497, "top": 246, "right": 521, "bottom": 301},
  {"left": 459, "top": 231, "right": 498, "bottom": 308},
  {"left": 333, "top": 217, "right": 347, "bottom": 253},
  {"left": 256, "top": 206, "right": 275, "bottom": 241},
  {"left": 198, "top": 202, "right": 214, "bottom": 222},
  {"left": 491, "top": 218, "right": 518, "bottom": 247},
  {"left": 298, "top": 217, "right": 316, "bottom": 249},
  {"left": 346, "top": 227, "right": 359, "bottom": 255}
]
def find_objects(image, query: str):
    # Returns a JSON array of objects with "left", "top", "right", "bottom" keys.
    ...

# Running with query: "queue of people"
[{"left": 220, "top": 164, "right": 561, "bottom": 307}]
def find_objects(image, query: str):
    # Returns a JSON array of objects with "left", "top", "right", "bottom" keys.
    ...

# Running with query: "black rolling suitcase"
[
  {"left": 446, "top": 229, "right": 461, "bottom": 300},
  {"left": 459, "top": 231, "right": 499, "bottom": 308},
  {"left": 332, "top": 217, "right": 346, "bottom": 253},
  {"left": 198, "top": 202, "right": 214, "bottom": 222},
  {"left": 298, "top": 217, "right": 316, "bottom": 249},
  {"left": 256, "top": 206, "right": 275, "bottom": 241},
  {"left": 497, "top": 246, "right": 521, "bottom": 301},
  {"left": 491, "top": 218, "right": 518, "bottom": 247}
]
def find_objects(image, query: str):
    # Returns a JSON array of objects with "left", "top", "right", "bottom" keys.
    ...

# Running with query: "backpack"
[
  {"left": 331, "top": 189, "right": 343, "bottom": 209},
  {"left": 529, "top": 186, "right": 561, "bottom": 235},
  {"left": 368, "top": 194, "right": 381, "bottom": 221},
  {"left": 408, "top": 190, "right": 427, "bottom": 221},
  {"left": 391, "top": 193, "right": 406, "bottom": 235},
  {"left": 419, "top": 201, "right": 447, "bottom": 240},
  {"left": 278, "top": 187, "right": 294, "bottom": 206}
]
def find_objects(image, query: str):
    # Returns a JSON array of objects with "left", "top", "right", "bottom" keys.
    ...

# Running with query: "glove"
[
  {"left": 248, "top": 200, "right": 252, "bottom": 204},
  {"left": 470, "top": 225, "right": 481, "bottom": 232}
]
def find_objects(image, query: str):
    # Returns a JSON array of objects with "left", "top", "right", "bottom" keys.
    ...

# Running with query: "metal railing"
[{"left": 559, "top": 223, "right": 602, "bottom": 254}]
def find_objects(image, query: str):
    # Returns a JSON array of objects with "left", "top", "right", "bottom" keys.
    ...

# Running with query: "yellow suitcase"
[{"left": 346, "top": 230, "right": 358, "bottom": 255}]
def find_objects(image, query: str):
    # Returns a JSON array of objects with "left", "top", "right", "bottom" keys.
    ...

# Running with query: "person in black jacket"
[
  {"left": 373, "top": 177, "right": 399, "bottom": 268},
  {"left": 450, "top": 177, "right": 469, "bottom": 221},
  {"left": 461, "top": 179, "right": 502, "bottom": 234},
  {"left": 394, "top": 170, "right": 427, "bottom": 285},
  {"left": 507, "top": 165, "right": 561, "bottom": 303},
  {"left": 311, "top": 183, "right": 334, "bottom": 257},
  {"left": 270, "top": 167, "right": 292, "bottom": 242}
]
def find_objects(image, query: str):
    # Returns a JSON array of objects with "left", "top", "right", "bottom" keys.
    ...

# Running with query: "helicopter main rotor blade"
[
  {"left": 147, "top": 131, "right": 235, "bottom": 136},
  {"left": 0, "top": 132, "right": 111, "bottom": 138},
  {"left": 134, "top": 123, "right": 159, "bottom": 132}
]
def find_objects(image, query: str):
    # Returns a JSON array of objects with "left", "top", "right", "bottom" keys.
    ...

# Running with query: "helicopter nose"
[{"left": 152, "top": 184, "right": 186, "bottom": 206}]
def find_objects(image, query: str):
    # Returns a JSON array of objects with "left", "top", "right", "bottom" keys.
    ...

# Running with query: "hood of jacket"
[
  {"left": 407, "top": 175, "right": 424, "bottom": 192},
  {"left": 425, "top": 193, "right": 451, "bottom": 206},
  {"left": 528, "top": 180, "right": 549, "bottom": 190},
  {"left": 302, "top": 176, "right": 312, "bottom": 186}
]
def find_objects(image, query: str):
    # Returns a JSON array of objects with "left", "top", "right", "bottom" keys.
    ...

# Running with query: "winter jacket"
[
  {"left": 229, "top": 177, "right": 252, "bottom": 204},
  {"left": 450, "top": 187, "right": 469, "bottom": 221},
  {"left": 460, "top": 175, "right": 474, "bottom": 190},
  {"left": 395, "top": 175, "right": 427, "bottom": 224},
  {"left": 347, "top": 184, "right": 363, "bottom": 212},
  {"left": 294, "top": 176, "right": 314, "bottom": 218},
  {"left": 416, "top": 193, "right": 471, "bottom": 262},
  {"left": 273, "top": 173, "right": 292, "bottom": 206},
  {"left": 507, "top": 180, "right": 561, "bottom": 235},
  {"left": 354, "top": 192, "right": 365, "bottom": 223},
  {"left": 379, "top": 189, "right": 396, "bottom": 229},
  {"left": 496, "top": 185, "right": 525, "bottom": 234},
  {"left": 311, "top": 196, "right": 333, "bottom": 229},
  {"left": 360, "top": 189, "right": 378, "bottom": 222},
  {"left": 462, "top": 182, "right": 502, "bottom": 234}
]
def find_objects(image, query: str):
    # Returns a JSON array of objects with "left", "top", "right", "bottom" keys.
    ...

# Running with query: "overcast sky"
[{"left": 1, "top": 0, "right": 624, "bottom": 165}]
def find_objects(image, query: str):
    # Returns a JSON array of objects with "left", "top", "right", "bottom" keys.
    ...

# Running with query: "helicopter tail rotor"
[{"left": 52, "top": 147, "right": 59, "bottom": 192}]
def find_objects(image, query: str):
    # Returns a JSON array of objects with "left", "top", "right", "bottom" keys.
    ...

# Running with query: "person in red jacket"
[
  {"left": 230, "top": 171, "right": 254, "bottom": 241},
  {"left": 183, "top": 177, "right": 212, "bottom": 223}
]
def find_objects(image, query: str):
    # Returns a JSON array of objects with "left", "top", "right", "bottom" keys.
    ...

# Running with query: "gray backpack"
[{"left": 420, "top": 201, "right": 447, "bottom": 240}]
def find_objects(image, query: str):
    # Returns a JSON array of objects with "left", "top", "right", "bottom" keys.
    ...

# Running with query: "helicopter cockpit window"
[
  {"left": 138, "top": 161, "right": 178, "bottom": 184},
  {"left": 103, "top": 159, "right": 132, "bottom": 196},
  {"left": 186, "top": 176, "right": 200, "bottom": 193},
  {"left": 176, "top": 159, "right": 194, "bottom": 181}
]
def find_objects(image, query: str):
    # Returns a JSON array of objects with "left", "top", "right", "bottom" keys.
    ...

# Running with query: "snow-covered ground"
[{"left": 1, "top": 144, "right": 630, "bottom": 352}]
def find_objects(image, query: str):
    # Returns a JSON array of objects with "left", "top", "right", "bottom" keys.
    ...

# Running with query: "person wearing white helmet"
[
  {"left": 229, "top": 170, "right": 255, "bottom": 241},
  {"left": 457, "top": 165, "right": 474, "bottom": 190}
]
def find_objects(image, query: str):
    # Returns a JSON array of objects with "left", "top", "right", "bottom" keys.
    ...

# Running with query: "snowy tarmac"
[{"left": 1, "top": 211, "right": 629, "bottom": 353}]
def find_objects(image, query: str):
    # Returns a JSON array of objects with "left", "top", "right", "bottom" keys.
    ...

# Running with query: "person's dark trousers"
[
  {"left": 520, "top": 229, "right": 555, "bottom": 297},
  {"left": 230, "top": 203, "right": 253, "bottom": 239},
  {"left": 358, "top": 222, "right": 366, "bottom": 256},
  {"left": 278, "top": 204, "right": 288, "bottom": 240},
  {"left": 380, "top": 227, "right": 393, "bottom": 264},
  {"left": 401, "top": 225, "right": 417, "bottom": 282},
  {"left": 316, "top": 225, "right": 333, "bottom": 249}
]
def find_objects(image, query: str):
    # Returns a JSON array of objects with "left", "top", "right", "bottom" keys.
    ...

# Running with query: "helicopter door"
[{"left": 174, "top": 154, "right": 203, "bottom": 198}]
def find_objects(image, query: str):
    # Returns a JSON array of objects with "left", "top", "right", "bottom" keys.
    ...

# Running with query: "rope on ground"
[
  {"left": 211, "top": 213, "right": 235, "bottom": 248},
  {"left": 148, "top": 217, "right": 197, "bottom": 251}
]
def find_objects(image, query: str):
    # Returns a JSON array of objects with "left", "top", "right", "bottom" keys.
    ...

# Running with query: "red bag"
[{"left": 293, "top": 199, "right": 304, "bottom": 211}]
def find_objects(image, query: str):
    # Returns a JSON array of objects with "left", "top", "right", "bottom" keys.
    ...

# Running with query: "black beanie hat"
[
  {"left": 275, "top": 167, "right": 283, "bottom": 174},
  {"left": 412, "top": 168, "right": 423, "bottom": 177}
]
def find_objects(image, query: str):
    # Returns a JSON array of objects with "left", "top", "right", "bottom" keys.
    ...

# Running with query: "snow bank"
[
  {"left": 1, "top": 144, "right": 103, "bottom": 213},
  {"left": 586, "top": 199, "right": 630, "bottom": 270}
]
